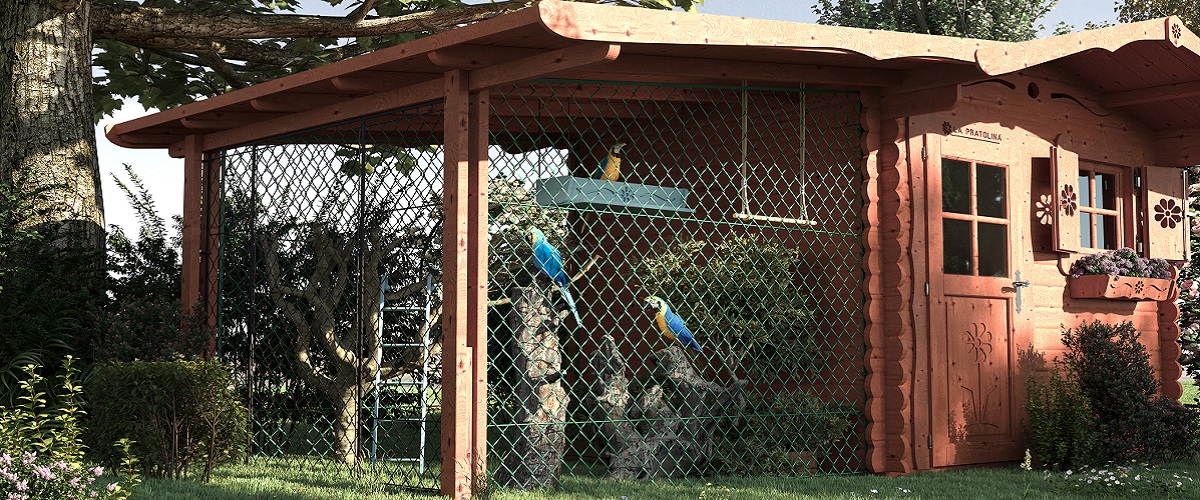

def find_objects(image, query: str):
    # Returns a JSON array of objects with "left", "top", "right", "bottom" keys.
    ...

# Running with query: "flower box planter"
[{"left": 1069, "top": 274, "right": 1175, "bottom": 301}]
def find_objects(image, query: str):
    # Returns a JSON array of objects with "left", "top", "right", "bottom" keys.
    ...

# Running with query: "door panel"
[{"left": 925, "top": 133, "right": 1024, "bottom": 467}]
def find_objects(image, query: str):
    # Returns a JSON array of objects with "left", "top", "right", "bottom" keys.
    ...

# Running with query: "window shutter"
[
  {"left": 1144, "top": 166, "right": 1188, "bottom": 261},
  {"left": 1052, "top": 145, "right": 1081, "bottom": 253}
]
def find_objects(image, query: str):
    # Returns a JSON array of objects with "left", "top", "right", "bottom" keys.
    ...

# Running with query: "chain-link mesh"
[
  {"left": 486, "top": 80, "right": 865, "bottom": 486},
  {"left": 217, "top": 101, "right": 447, "bottom": 491},
  {"left": 214, "top": 78, "right": 864, "bottom": 492}
]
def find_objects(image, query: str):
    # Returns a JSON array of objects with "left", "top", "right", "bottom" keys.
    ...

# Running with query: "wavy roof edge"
[{"left": 105, "top": 0, "right": 1198, "bottom": 151}]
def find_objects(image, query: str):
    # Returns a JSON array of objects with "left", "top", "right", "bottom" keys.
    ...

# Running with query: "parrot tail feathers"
[
  {"left": 561, "top": 285, "right": 582, "bottom": 324},
  {"left": 684, "top": 337, "right": 703, "bottom": 353}
]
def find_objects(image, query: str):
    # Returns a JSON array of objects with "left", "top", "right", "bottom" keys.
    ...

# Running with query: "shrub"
[
  {"left": 1024, "top": 366, "right": 1098, "bottom": 470},
  {"left": 1062, "top": 320, "right": 1200, "bottom": 462},
  {"left": 0, "top": 358, "right": 137, "bottom": 500},
  {"left": 712, "top": 391, "right": 851, "bottom": 476},
  {"left": 1068, "top": 247, "right": 1172, "bottom": 279},
  {"left": 630, "top": 237, "right": 822, "bottom": 380},
  {"left": 86, "top": 360, "right": 248, "bottom": 481}
]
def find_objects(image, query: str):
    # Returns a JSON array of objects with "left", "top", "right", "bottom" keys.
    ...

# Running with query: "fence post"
[
  {"left": 181, "top": 135, "right": 211, "bottom": 355},
  {"left": 442, "top": 69, "right": 475, "bottom": 498},
  {"left": 467, "top": 90, "right": 490, "bottom": 490}
]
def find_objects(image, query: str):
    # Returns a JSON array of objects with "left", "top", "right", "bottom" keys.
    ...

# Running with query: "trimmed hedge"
[{"left": 87, "top": 360, "right": 247, "bottom": 481}]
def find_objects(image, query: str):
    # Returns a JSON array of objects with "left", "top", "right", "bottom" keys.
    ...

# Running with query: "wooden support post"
[
  {"left": 441, "top": 69, "right": 474, "bottom": 499},
  {"left": 467, "top": 91, "right": 490, "bottom": 489},
  {"left": 181, "top": 135, "right": 208, "bottom": 353}
]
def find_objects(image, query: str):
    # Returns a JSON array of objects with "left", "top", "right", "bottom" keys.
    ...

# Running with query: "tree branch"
[
  {"left": 107, "top": 37, "right": 304, "bottom": 67},
  {"left": 196, "top": 51, "right": 250, "bottom": 89},
  {"left": 91, "top": 2, "right": 531, "bottom": 41}
]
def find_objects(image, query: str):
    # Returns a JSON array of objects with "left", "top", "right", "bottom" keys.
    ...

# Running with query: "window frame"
[
  {"left": 940, "top": 155, "right": 1011, "bottom": 278},
  {"left": 1075, "top": 162, "right": 1131, "bottom": 252}
]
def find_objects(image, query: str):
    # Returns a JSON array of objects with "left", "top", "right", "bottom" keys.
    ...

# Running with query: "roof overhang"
[{"left": 105, "top": 0, "right": 1200, "bottom": 160}]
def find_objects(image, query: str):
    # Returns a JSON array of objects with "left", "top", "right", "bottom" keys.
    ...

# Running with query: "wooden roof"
[{"left": 106, "top": 0, "right": 1200, "bottom": 156}]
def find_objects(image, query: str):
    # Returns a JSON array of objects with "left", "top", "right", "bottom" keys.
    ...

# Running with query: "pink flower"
[
  {"left": 8, "top": 492, "right": 25, "bottom": 500},
  {"left": 106, "top": 483, "right": 118, "bottom": 492},
  {"left": 54, "top": 461, "right": 69, "bottom": 470},
  {"left": 90, "top": 466, "right": 103, "bottom": 477},
  {"left": 32, "top": 465, "right": 55, "bottom": 481},
  {"left": 0, "top": 454, "right": 11, "bottom": 466},
  {"left": 15, "top": 480, "right": 27, "bottom": 491},
  {"left": 20, "top": 452, "right": 35, "bottom": 466}
]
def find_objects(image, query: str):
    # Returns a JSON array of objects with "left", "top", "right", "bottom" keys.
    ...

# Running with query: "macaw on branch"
[
  {"left": 529, "top": 227, "right": 582, "bottom": 323},
  {"left": 642, "top": 295, "right": 702, "bottom": 353},
  {"left": 591, "top": 142, "right": 626, "bottom": 181}
]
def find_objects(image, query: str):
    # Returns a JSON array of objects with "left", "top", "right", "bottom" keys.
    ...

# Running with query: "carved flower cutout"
[
  {"left": 1154, "top": 198, "right": 1184, "bottom": 229},
  {"left": 1060, "top": 184, "right": 1078, "bottom": 217},
  {"left": 1035, "top": 194, "right": 1054, "bottom": 225},
  {"left": 942, "top": 121, "right": 954, "bottom": 135},
  {"left": 1173, "top": 23, "right": 1183, "bottom": 42},
  {"left": 1135, "top": 280, "right": 1146, "bottom": 294},
  {"left": 965, "top": 323, "right": 993, "bottom": 363}
]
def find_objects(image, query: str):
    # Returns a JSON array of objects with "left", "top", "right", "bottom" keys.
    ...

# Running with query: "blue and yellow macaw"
[
  {"left": 529, "top": 227, "right": 581, "bottom": 323},
  {"left": 642, "top": 295, "right": 702, "bottom": 353},
  {"left": 591, "top": 142, "right": 626, "bottom": 181}
]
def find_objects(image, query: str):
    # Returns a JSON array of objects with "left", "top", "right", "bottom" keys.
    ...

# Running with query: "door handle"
[{"left": 1013, "top": 271, "right": 1029, "bottom": 313}]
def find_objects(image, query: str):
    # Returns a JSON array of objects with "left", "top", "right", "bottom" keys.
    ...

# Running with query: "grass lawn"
[
  {"left": 136, "top": 457, "right": 1200, "bottom": 499},
  {"left": 1181, "top": 379, "right": 1198, "bottom": 406}
]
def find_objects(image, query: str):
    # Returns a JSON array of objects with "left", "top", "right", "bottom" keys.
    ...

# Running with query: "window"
[
  {"left": 1077, "top": 164, "right": 1123, "bottom": 250},
  {"left": 942, "top": 157, "right": 1009, "bottom": 277}
]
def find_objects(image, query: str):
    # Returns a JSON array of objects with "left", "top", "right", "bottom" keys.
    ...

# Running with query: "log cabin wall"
[{"left": 894, "top": 64, "right": 1185, "bottom": 472}]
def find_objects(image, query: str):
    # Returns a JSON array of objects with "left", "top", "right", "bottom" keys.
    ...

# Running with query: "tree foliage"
[
  {"left": 813, "top": 0, "right": 1056, "bottom": 41},
  {"left": 1118, "top": 0, "right": 1200, "bottom": 28},
  {"left": 90, "top": 0, "right": 702, "bottom": 119}
]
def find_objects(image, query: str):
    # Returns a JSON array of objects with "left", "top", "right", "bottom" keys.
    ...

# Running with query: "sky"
[{"left": 95, "top": 0, "right": 1123, "bottom": 235}]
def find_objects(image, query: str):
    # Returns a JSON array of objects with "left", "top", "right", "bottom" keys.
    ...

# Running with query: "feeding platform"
[{"left": 534, "top": 175, "right": 694, "bottom": 215}]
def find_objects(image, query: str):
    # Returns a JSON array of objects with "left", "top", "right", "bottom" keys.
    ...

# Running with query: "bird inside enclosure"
[
  {"left": 529, "top": 227, "right": 581, "bottom": 323},
  {"left": 591, "top": 142, "right": 626, "bottom": 181},
  {"left": 642, "top": 295, "right": 702, "bottom": 353}
]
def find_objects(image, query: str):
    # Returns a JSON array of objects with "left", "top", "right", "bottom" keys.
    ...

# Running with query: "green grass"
[
  {"left": 135, "top": 458, "right": 1200, "bottom": 499},
  {"left": 1181, "top": 379, "right": 1198, "bottom": 406}
]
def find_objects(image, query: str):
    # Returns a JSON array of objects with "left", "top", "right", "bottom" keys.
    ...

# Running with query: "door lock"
[{"left": 1014, "top": 270, "right": 1029, "bottom": 313}]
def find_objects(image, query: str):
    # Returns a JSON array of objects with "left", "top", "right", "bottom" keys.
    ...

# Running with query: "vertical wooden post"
[
  {"left": 467, "top": 91, "right": 490, "bottom": 487},
  {"left": 441, "top": 69, "right": 474, "bottom": 499},
  {"left": 181, "top": 135, "right": 208, "bottom": 353}
]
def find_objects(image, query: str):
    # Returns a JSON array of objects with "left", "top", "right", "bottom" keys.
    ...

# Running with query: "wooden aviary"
[{"left": 107, "top": 0, "right": 1199, "bottom": 493}]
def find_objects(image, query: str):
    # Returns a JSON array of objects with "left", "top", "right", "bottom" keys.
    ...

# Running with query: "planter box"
[
  {"left": 534, "top": 175, "right": 694, "bottom": 215},
  {"left": 1070, "top": 274, "right": 1175, "bottom": 301}
]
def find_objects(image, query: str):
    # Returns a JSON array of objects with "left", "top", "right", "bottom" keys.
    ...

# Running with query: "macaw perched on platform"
[
  {"left": 529, "top": 227, "right": 582, "bottom": 323},
  {"left": 591, "top": 142, "right": 626, "bottom": 181},
  {"left": 642, "top": 295, "right": 702, "bottom": 353}
]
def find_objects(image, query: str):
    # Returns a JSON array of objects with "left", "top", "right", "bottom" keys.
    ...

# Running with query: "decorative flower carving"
[
  {"left": 1059, "top": 184, "right": 1077, "bottom": 217},
  {"left": 1173, "top": 23, "right": 1183, "bottom": 42},
  {"left": 1035, "top": 194, "right": 1054, "bottom": 225},
  {"left": 942, "top": 121, "right": 954, "bottom": 135},
  {"left": 1134, "top": 280, "right": 1146, "bottom": 294},
  {"left": 965, "top": 323, "right": 994, "bottom": 363},
  {"left": 1154, "top": 198, "right": 1184, "bottom": 229}
]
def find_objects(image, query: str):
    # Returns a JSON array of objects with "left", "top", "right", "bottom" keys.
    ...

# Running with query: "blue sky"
[{"left": 95, "top": 0, "right": 1123, "bottom": 234}]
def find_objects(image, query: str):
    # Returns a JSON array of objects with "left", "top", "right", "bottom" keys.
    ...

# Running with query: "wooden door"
[{"left": 924, "top": 134, "right": 1025, "bottom": 467}]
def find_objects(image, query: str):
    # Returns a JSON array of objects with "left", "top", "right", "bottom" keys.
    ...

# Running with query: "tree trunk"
[
  {"left": 334, "top": 380, "right": 362, "bottom": 466},
  {"left": 0, "top": 0, "right": 104, "bottom": 251}
]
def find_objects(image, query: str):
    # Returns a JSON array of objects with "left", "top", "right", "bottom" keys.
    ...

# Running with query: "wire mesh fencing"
[
  {"left": 216, "top": 100, "right": 447, "bottom": 491},
  {"left": 212, "top": 78, "right": 864, "bottom": 493},
  {"left": 485, "top": 80, "right": 865, "bottom": 487}
]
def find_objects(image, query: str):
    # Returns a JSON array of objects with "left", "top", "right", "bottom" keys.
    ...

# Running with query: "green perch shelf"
[{"left": 533, "top": 175, "right": 695, "bottom": 215}]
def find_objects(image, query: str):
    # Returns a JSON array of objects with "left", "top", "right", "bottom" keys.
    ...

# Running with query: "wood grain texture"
[
  {"left": 181, "top": 135, "right": 203, "bottom": 323},
  {"left": 467, "top": 91, "right": 489, "bottom": 487},
  {"left": 858, "top": 89, "right": 891, "bottom": 474},
  {"left": 536, "top": 0, "right": 1001, "bottom": 63},
  {"left": 975, "top": 16, "right": 1191, "bottom": 76},
  {"left": 441, "top": 70, "right": 474, "bottom": 499}
]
